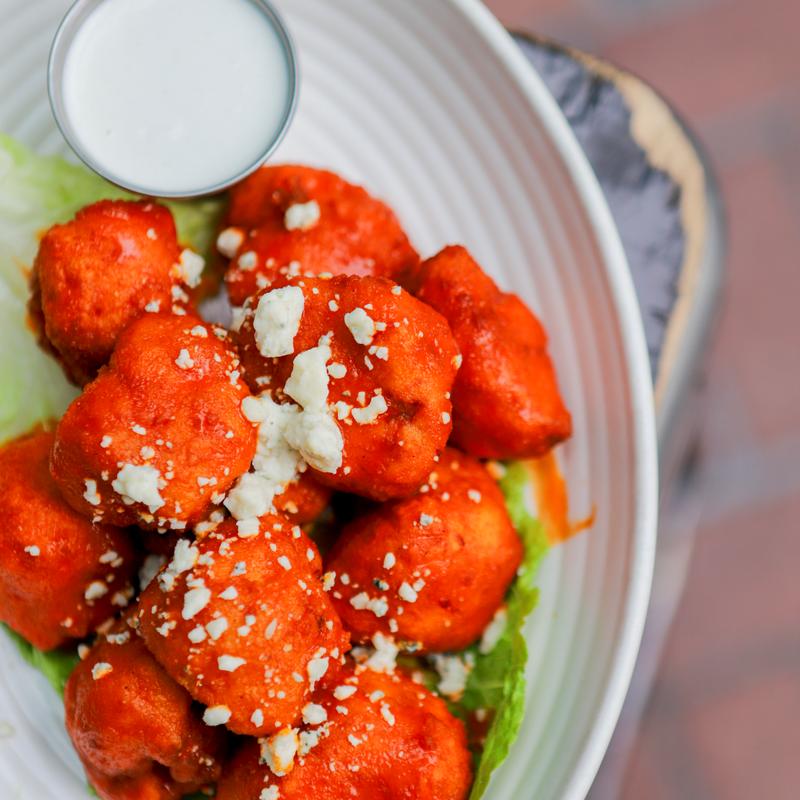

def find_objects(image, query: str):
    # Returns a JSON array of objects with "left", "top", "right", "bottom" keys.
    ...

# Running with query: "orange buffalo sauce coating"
[
  {"left": 50, "top": 313, "right": 257, "bottom": 531},
  {"left": 0, "top": 430, "right": 137, "bottom": 651},
  {"left": 527, "top": 453, "right": 596, "bottom": 544},
  {"left": 412, "top": 245, "right": 572, "bottom": 460},
  {"left": 222, "top": 165, "right": 419, "bottom": 305},
  {"left": 65, "top": 624, "right": 226, "bottom": 800},
  {"left": 215, "top": 665, "right": 471, "bottom": 800},
  {"left": 273, "top": 472, "right": 332, "bottom": 525},
  {"left": 137, "top": 516, "right": 349, "bottom": 737},
  {"left": 236, "top": 274, "right": 459, "bottom": 501},
  {"left": 29, "top": 199, "right": 202, "bottom": 386},
  {"left": 327, "top": 448, "right": 522, "bottom": 653}
]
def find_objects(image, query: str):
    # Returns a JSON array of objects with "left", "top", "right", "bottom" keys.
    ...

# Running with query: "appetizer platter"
[{"left": 0, "top": 1, "right": 658, "bottom": 799}]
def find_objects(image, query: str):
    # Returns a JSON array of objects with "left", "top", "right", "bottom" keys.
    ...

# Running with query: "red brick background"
[{"left": 484, "top": 1, "right": 800, "bottom": 797}]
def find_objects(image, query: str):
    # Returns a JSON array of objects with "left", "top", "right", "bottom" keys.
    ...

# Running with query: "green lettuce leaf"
[
  {"left": 0, "top": 134, "right": 225, "bottom": 444},
  {"left": 461, "top": 461, "right": 549, "bottom": 798}
]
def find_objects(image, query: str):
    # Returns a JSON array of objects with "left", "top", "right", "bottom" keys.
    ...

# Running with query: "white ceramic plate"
[{"left": 0, "top": 1, "right": 658, "bottom": 798}]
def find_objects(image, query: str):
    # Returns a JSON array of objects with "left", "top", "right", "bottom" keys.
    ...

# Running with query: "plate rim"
[{"left": 447, "top": 1, "right": 659, "bottom": 797}]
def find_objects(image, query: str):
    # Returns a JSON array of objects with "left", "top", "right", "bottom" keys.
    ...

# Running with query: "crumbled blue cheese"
[
  {"left": 238, "top": 250, "right": 258, "bottom": 271},
  {"left": 284, "top": 344, "right": 330, "bottom": 409},
  {"left": 225, "top": 472, "right": 278, "bottom": 520},
  {"left": 351, "top": 395, "right": 388, "bottom": 425},
  {"left": 431, "top": 653, "right": 475, "bottom": 700},
  {"left": 251, "top": 708, "right": 265, "bottom": 727},
  {"left": 398, "top": 582, "right": 418, "bottom": 603},
  {"left": 253, "top": 286, "right": 305, "bottom": 358},
  {"left": 261, "top": 727, "right": 299, "bottom": 776},
  {"left": 218, "top": 655, "right": 246, "bottom": 672},
  {"left": 216, "top": 227, "right": 244, "bottom": 259},
  {"left": 284, "top": 200, "right": 320, "bottom": 231},
  {"left": 182, "top": 581, "right": 211, "bottom": 619},
  {"left": 350, "top": 592, "right": 389, "bottom": 618},
  {"left": 203, "top": 705, "right": 231, "bottom": 726},
  {"left": 177, "top": 249, "right": 205, "bottom": 288},
  {"left": 91, "top": 662, "right": 113, "bottom": 680},
  {"left": 206, "top": 617, "right": 229, "bottom": 640},
  {"left": 302, "top": 703, "right": 328, "bottom": 725},
  {"left": 344, "top": 308, "right": 375, "bottom": 345},
  {"left": 158, "top": 539, "right": 199, "bottom": 592},
  {"left": 112, "top": 464, "right": 165, "bottom": 512},
  {"left": 84, "top": 581, "right": 108, "bottom": 601},
  {"left": 327, "top": 362, "right": 347, "bottom": 379},
  {"left": 307, "top": 654, "right": 329, "bottom": 690},
  {"left": 83, "top": 479, "right": 101, "bottom": 506}
]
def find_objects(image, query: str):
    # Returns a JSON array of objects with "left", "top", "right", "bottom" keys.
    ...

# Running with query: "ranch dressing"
[{"left": 60, "top": 0, "right": 294, "bottom": 196}]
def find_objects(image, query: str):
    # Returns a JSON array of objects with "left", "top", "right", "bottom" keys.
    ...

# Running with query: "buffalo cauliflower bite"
[
  {"left": 222, "top": 165, "right": 419, "bottom": 305},
  {"left": 215, "top": 664, "right": 472, "bottom": 800},
  {"left": 0, "top": 430, "right": 137, "bottom": 651},
  {"left": 235, "top": 274, "right": 459, "bottom": 501},
  {"left": 412, "top": 245, "right": 572, "bottom": 459},
  {"left": 327, "top": 448, "right": 522, "bottom": 652},
  {"left": 50, "top": 313, "right": 257, "bottom": 531},
  {"left": 29, "top": 199, "right": 204, "bottom": 386},
  {"left": 273, "top": 472, "right": 332, "bottom": 525},
  {"left": 137, "top": 516, "right": 349, "bottom": 736},
  {"left": 65, "top": 623, "right": 225, "bottom": 800}
]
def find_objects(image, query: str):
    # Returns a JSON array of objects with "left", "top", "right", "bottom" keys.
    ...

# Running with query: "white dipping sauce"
[{"left": 62, "top": 0, "right": 292, "bottom": 195}]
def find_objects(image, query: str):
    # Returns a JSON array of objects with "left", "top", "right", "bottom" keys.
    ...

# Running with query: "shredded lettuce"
[
  {"left": 0, "top": 135, "right": 548, "bottom": 799},
  {"left": 460, "top": 461, "right": 549, "bottom": 797},
  {"left": 0, "top": 135, "right": 225, "bottom": 444}
]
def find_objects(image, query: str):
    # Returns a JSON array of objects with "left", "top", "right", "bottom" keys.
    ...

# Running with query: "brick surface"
[
  {"left": 657, "top": 490, "right": 800, "bottom": 688},
  {"left": 599, "top": 0, "right": 800, "bottom": 123},
  {"left": 686, "top": 672, "right": 800, "bottom": 800},
  {"left": 708, "top": 153, "right": 800, "bottom": 446}
]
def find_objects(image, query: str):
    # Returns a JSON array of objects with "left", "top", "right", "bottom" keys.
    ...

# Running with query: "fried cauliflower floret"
[
  {"left": 327, "top": 449, "right": 522, "bottom": 652},
  {"left": 216, "top": 664, "right": 472, "bottom": 800},
  {"left": 29, "top": 199, "right": 204, "bottom": 386},
  {"left": 273, "top": 472, "right": 332, "bottom": 525},
  {"left": 0, "top": 430, "right": 137, "bottom": 651},
  {"left": 235, "top": 275, "right": 459, "bottom": 501},
  {"left": 222, "top": 165, "right": 419, "bottom": 305},
  {"left": 50, "top": 313, "right": 257, "bottom": 531},
  {"left": 412, "top": 245, "right": 572, "bottom": 459},
  {"left": 65, "top": 624, "right": 225, "bottom": 800},
  {"left": 137, "top": 516, "right": 349, "bottom": 737}
]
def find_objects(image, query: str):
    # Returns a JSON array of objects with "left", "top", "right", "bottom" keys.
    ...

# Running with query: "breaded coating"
[
  {"left": 327, "top": 449, "right": 522, "bottom": 652},
  {"left": 235, "top": 275, "right": 459, "bottom": 501},
  {"left": 50, "top": 313, "right": 257, "bottom": 531},
  {"left": 273, "top": 472, "right": 332, "bottom": 525},
  {"left": 413, "top": 245, "right": 572, "bottom": 459},
  {"left": 216, "top": 665, "right": 472, "bottom": 800},
  {"left": 65, "top": 624, "right": 225, "bottom": 800},
  {"left": 222, "top": 165, "right": 419, "bottom": 305},
  {"left": 0, "top": 430, "right": 137, "bottom": 650},
  {"left": 29, "top": 199, "right": 203, "bottom": 386},
  {"left": 137, "top": 516, "right": 349, "bottom": 736}
]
